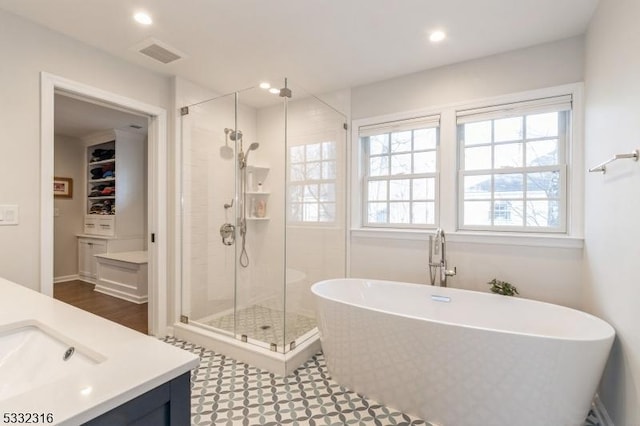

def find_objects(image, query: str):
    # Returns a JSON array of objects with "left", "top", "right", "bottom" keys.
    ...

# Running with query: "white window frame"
[
  {"left": 350, "top": 83, "right": 584, "bottom": 248},
  {"left": 359, "top": 115, "right": 440, "bottom": 229},
  {"left": 457, "top": 96, "right": 571, "bottom": 233}
]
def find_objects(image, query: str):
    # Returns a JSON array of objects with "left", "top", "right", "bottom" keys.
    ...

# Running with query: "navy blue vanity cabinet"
[{"left": 83, "top": 372, "right": 191, "bottom": 426}]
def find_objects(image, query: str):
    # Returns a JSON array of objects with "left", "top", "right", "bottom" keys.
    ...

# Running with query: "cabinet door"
[
  {"left": 90, "top": 241, "right": 108, "bottom": 278},
  {"left": 78, "top": 240, "right": 93, "bottom": 278},
  {"left": 78, "top": 239, "right": 108, "bottom": 280}
]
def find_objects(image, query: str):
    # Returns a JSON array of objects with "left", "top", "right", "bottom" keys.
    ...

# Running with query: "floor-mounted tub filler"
[{"left": 312, "top": 278, "right": 615, "bottom": 426}]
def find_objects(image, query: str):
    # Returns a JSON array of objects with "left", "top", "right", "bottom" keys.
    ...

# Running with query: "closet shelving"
[
  {"left": 80, "top": 129, "right": 146, "bottom": 238},
  {"left": 78, "top": 129, "right": 146, "bottom": 284},
  {"left": 87, "top": 140, "right": 116, "bottom": 216}
]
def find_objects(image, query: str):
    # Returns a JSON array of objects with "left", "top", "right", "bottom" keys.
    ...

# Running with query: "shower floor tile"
[
  {"left": 164, "top": 336, "right": 603, "bottom": 426},
  {"left": 200, "top": 304, "right": 316, "bottom": 346}
]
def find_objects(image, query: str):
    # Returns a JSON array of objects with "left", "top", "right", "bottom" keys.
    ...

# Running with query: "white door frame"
[{"left": 40, "top": 72, "right": 168, "bottom": 336}]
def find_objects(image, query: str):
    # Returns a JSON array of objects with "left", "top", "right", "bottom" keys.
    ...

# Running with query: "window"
[
  {"left": 457, "top": 95, "right": 571, "bottom": 232},
  {"left": 288, "top": 141, "right": 336, "bottom": 223},
  {"left": 360, "top": 115, "right": 439, "bottom": 227}
]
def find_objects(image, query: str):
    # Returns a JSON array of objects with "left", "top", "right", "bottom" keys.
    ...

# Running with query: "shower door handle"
[{"left": 219, "top": 223, "right": 236, "bottom": 246}]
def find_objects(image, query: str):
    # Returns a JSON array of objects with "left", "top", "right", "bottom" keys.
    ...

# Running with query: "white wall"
[
  {"left": 349, "top": 37, "right": 586, "bottom": 308},
  {"left": 583, "top": 0, "right": 640, "bottom": 423},
  {"left": 352, "top": 36, "right": 585, "bottom": 119},
  {"left": 53, "top": 135, "right": 84, "bottom": 279},
  {"left": 0, "top": 9, "right": 171, "bottom": 290}
]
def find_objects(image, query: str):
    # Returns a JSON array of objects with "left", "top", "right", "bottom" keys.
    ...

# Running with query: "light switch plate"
[{"left": 0, "top": 205, "right": 19, "bottom": 225}]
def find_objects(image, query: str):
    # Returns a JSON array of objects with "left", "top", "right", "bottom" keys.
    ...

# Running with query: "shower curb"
[{"left": 173, "top": 322, "right": 321, "bottom": 376}]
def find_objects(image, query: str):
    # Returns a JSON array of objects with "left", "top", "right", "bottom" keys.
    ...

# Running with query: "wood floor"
[{"left": 54, "top": 280, "right": 148, "bottom": 334}]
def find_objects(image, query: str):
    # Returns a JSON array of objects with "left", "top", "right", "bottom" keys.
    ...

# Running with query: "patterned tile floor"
[
  {"left": 201, "top": 304, "right": 316, "bottom": 347},
  {"left": 163, "top": 337, "right": 602, "bottom": 426}
]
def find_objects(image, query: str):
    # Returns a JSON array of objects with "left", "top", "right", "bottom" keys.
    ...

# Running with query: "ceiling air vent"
[{"left": 132, "top": 38, "right": 186, "bottom": 64}]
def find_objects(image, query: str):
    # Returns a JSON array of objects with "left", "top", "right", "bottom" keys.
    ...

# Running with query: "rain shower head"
[{"left": 224, "top": 128, "right": 243, "bottom": 141}]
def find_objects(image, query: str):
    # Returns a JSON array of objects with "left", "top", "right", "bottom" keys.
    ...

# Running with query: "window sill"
[{"left": 350, "top": 228, "right": 583, "bottom": 249}]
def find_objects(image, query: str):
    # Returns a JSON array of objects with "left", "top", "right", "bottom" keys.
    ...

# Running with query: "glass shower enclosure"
[{"left": 179, "top": 79, "right": 347, "bottom": 356}]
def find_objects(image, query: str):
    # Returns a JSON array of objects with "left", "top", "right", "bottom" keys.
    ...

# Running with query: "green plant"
[{"left": 488, "top": 278, "right": 519, "bottom": 296}]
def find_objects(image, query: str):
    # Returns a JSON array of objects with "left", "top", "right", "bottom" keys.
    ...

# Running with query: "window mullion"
[
  {"left": 521, "top": 117, "right": 526, "bottom": 168},
  {"left": 383, "top": 179, "right": 389, "bottom": 224}
]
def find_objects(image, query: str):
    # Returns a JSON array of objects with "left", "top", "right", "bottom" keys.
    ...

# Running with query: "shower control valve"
[{"left": 219, "top": 223, "right": 236, "bottom": 246}]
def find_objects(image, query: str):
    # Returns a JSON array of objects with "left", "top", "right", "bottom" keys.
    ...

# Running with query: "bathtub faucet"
[{"left": 428, "top": 228, "right": 456, "bottom": 287}]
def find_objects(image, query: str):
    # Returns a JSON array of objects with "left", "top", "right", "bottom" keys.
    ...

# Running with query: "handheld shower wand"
[{"left": 238, "top": 140, "right": 260, "bottom": 267}]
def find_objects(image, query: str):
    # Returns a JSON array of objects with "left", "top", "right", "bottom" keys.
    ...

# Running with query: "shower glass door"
[
  {"left": 180, "top": 92, "right": 238, "bottom": 336},
  {"left": 233, "top": 86, "right": 287, "bottom": 351}
]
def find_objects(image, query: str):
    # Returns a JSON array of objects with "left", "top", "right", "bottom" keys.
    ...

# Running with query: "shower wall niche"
[{"left": 178, "top": 80, "right": 347, "bottom": 368}]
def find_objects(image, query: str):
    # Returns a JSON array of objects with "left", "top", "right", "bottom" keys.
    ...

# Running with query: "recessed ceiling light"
[
  {"left": 429, "top": 30, "right": 446, "bottom": 43},
  {"left": 259, "top": 82, "right": 271, "bottom": 89},
  {"left": 268, "top": 88, "right": 280, "bottom": 95},
  {"left": 134, "top": 12, "right": 153, "bottom": 25}
]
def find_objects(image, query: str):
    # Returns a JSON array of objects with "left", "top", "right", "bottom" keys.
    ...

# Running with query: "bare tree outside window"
[
  {"left": 288, "top": 141, "right": 336, "bottom": 223},
  {"left": 362, "top": 123, "right": 439, "bottom": 228}
]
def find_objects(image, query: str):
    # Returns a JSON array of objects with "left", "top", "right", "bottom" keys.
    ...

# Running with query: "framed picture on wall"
[{"left": 53, "top": 177, "right": 73, "bottom": 198}]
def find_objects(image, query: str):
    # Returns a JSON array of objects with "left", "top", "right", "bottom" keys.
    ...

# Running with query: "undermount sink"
[{"left": 0, "top": 322, "right": 103, "bottom": 401}]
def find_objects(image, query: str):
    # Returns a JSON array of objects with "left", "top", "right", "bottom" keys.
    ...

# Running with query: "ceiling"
[
  {"left": 0, "top": 0, "right": 599, "bottom": 97},
  {"left": 55, "top": 94, "right": 148, "bottom": 138}
]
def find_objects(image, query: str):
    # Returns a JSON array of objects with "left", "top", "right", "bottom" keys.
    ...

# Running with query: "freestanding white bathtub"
[{"left": 312, "top": 278, "right": 615, "bottom": 426}]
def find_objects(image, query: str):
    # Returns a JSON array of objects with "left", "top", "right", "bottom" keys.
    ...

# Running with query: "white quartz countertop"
[
  {"left": 0, "top": 277, "right": 199, "bottom": 425},
  {"left": 94, "top": 250, "right": 148, "bottom": 264}
]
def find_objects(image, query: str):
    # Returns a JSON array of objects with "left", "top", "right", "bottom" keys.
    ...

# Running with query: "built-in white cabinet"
[
  {"left": 83, "top": 129, "right": 145, "bottom": 239},
  {"left": 95, "top": 251, "right": 148, "bottom": 304},
  {"left": 77, "top": 129, "right": 146, "bottom": 284},
  {"left": 78, "top": 238, "right": 107, "bottom": 282},
  {"left": 77, "top": 236, "right": 144, "bottom": 284}
]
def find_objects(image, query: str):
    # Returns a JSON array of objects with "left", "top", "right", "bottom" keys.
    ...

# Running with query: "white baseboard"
[
  {"left": 94, "top": 284, "right": 148, "bottom": 304},
  {"left": 593, "top": 393, "right": 614, "bottom": 426},
  {"left": 54, "top": 274, "right": 79, "bottom": 284}
]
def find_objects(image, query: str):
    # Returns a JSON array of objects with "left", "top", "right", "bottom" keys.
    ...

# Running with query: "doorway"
[
  {"left": 40, "top": 72, "right": 168, "bottom": 336},
  {"left": 52, "top": 93, "right": 149, "bottom": 333}
]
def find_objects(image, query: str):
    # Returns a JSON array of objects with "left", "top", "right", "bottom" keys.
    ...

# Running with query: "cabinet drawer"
[
  {"left": 96, "top": 216, "right": 115, "bottom": 236},
  {"left": 84, "top": 216, "right": 115, "bottom": 236},
  {"left": 84, "top": 216, "right": 98, "bottom": 234}
]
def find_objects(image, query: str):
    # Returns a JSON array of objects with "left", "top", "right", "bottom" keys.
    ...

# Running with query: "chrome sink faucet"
[{"left": 428, "top": 228, "right": 457, "bottom": 287}]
